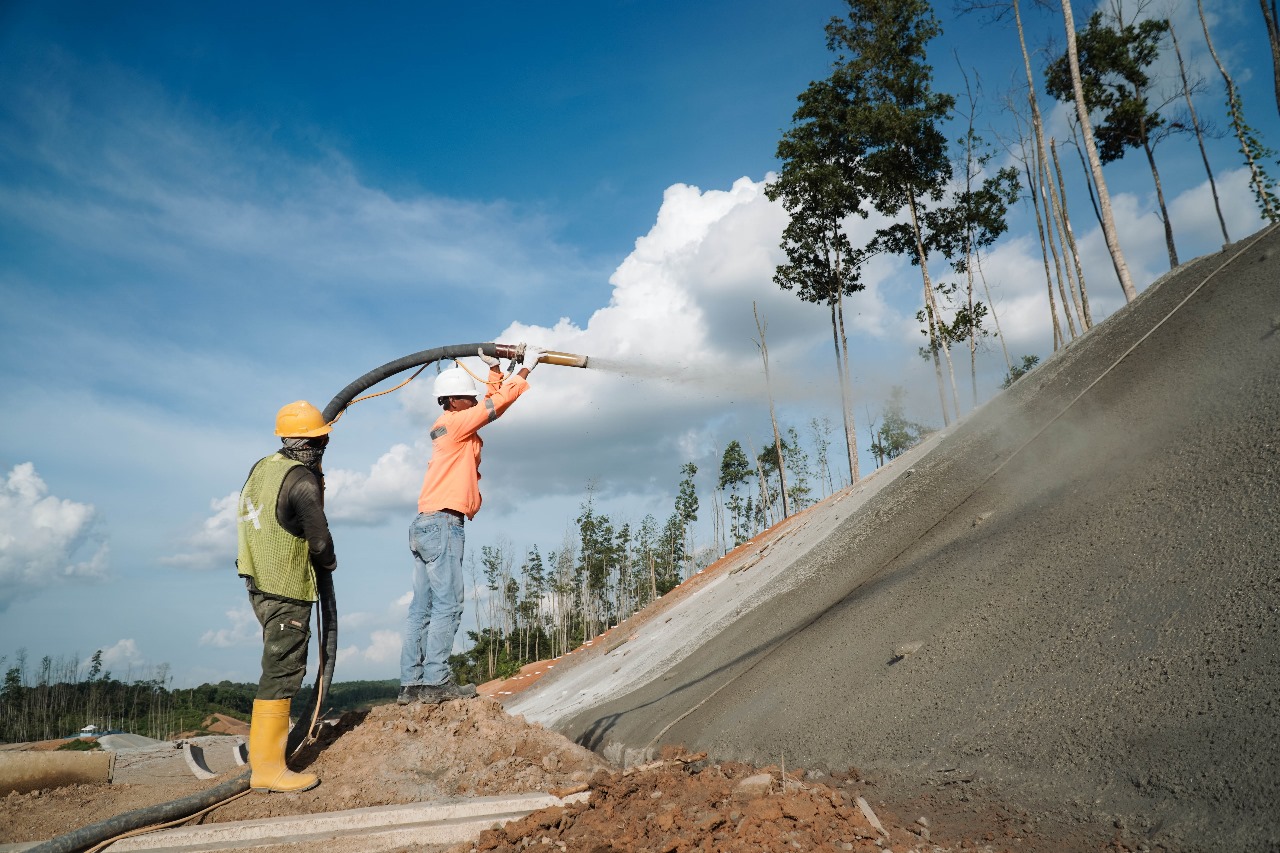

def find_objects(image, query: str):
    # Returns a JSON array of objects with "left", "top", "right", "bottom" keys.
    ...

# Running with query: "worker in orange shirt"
[{"left": 398, "top": 344, "right": 544, "bottom": 704}]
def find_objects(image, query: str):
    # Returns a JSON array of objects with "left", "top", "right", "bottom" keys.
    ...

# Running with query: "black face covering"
[{"left": 279, "top": 436, "right": 327, "bottom": 472}]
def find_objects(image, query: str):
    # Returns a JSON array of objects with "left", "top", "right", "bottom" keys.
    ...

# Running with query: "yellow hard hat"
[{"left": 274, "top": 401, "right": 332, "bottom": 438}]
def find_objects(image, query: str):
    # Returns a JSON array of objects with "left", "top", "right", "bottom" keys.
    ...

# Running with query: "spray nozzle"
[{"left": 493, "top": 343, "right": 590, "bottom": 369}]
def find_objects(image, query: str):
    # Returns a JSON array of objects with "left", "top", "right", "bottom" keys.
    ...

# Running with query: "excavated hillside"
[{"left": 506, "top": 224, "right": 1280, "bottom": 852}]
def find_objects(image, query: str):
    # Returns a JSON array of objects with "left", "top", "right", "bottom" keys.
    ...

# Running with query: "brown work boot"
[{"left": 418, "top": 677, "right": 478, "bottom": 704}]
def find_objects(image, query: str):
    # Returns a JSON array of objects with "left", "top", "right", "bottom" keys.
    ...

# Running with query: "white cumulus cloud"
[
  {"left": 0, "top": 462, "right": 107, "bottom": 611},
  {"left": 200, "top": 604, "right": 261, "bottom": 649},
  {"left": 337, "top": 629, "right": 403, "bottom": 669},
  {"left": 162, "top": 491, "right": 239, "bottom": 570},
  {"left": 99, "top": 639, "right": 145, "bottom": 672},
  {"left": 326, "top": 442, "right": 428, "bottom": 525}
]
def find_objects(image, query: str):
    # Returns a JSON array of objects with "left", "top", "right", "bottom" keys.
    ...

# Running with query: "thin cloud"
[
  {"left": 200, "top": 604, "right": 261, "bottom": 649},
  {"left": 162, "top": 492, "right": 239, "bottom": 571}
]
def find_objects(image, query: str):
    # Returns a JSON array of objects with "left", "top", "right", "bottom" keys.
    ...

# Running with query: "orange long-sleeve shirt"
[{"left": 417, "top": 367, "right": 529, "bottom": 519}]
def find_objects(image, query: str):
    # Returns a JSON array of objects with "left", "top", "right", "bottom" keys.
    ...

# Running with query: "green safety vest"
[{"left": 236, "top": 454, "right": 318, "bottom": 602}]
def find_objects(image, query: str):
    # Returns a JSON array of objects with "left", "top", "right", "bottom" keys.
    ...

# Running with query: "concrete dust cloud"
[{"left": 586, "top": 355, "right": 704, "bottom": 384}]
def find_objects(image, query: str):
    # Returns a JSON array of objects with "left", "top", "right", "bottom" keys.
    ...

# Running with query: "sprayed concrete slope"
[{"left": 505, "top": 224, "right": 1280, "bottom": 849}]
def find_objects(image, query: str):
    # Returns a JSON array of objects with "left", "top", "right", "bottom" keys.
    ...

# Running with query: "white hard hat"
[{"left": 434, "top": 367, "right": 478, "bottom": 399}]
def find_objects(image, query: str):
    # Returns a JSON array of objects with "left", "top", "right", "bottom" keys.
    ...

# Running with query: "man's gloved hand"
[
  {"left": 522, "top": 345, "right": 546, "bottom": 374},
  {"left": 477, "top": 347, "right": 500, "bottom": 367}
]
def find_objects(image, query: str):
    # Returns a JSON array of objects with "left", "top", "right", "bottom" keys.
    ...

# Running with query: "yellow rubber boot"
[{"left": 248, "top": 698, "right": 319, "bottom": 793}]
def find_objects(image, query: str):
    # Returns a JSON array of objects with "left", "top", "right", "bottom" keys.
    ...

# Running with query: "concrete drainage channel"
[
  {"left": 118, "top": 791, "right": 586, "bottom": 852},
  {"left": 1, "top": 791, "right": 589, "bottom": 853}
]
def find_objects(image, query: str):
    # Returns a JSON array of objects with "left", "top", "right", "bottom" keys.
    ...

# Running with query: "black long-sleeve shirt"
[{"left": 277, "top": 465, "right": 337, "bottom": 573}]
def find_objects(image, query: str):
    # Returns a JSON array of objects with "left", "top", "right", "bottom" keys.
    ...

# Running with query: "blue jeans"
[{"left": 400, "top": 511, "right": 466, "bottom": 686}]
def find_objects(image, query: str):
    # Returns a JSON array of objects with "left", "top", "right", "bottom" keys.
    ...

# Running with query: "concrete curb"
[
  {"left": 99, "top": 791, "right": 589, "bottom": 852},
  {"left": 0, "top": 750, "right": 115, "bottom": 795}
]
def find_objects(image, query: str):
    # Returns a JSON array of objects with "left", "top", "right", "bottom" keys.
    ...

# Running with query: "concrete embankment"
[{"left": 507, "top": 225, "right": 1280, "bottom": 850}]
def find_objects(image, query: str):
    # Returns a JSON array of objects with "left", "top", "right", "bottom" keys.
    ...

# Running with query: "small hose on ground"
[{"left": 26, "top": 770, "right": 251, "bottom": 853}]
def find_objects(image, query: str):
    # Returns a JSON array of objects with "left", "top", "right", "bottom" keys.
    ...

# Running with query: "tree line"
[
  {"left": 0, "top": 647, "right": 398, "bottom": 744},
  {"left": 1, "top": 648, "right": 224, "bottom": 743}
]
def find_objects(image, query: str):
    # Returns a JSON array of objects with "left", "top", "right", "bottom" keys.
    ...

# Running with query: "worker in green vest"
[{"left": 236, "top": 400, "right": 337, "bottom": 793}]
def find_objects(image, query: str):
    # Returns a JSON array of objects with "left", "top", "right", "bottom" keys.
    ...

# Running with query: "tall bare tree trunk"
[
  {"left": 1012, "top": 0, "right": 1088, "bottom": 330},
  {"left": 1051, "top": 139, "right": 1092, "bottom": 328},
  {"left": 1061, "top": 0, "right": 1137, "bottom": 301},
  {"left": 1201, "top": 0, "right": 1279, "bottom": 221},
  {"left": 906, "top": 196, "right": 959, "bottom": 423},
  {"left": 1069, "top": 128, "right": 1104, "bottom": 229},
  {"left": 907, "top": 195, "right": 962, "bottom": 419},
  {"left": 955, "top": 61, "right": 984, "bottom": 408},
  {"left": 834, "top": 291, "right": 861, "bottom": 481},
  {"left": 975, "top": 254, "right": 1012, "bottom": 371},
  {"left": 1142, "top": 130, "right": 1178, "bottom": 268},
  {"left": 966, "top": 257, "right": 978, "bottom": 407},
  {"left": 1012, "top": 0, "right": 1089, "bottom": 335},
  {"left": 1036, "top": 150, "right": 1079, "bottom": 341},
  {"left": 1021, "top": 152, "right": 1064, "bottom": 350},
  {"left": 1043, "top": 140, "right": 1086, "bottom": 331},
  {"left": 754, "top": 302, "right": 789, "bottom": 519},
  {"left": 1262, "top": 0, "right": 1280, "bottom": 118},
  {"left": 1169, "top": 22, "right": 1229, "bottom": 246},
  {"left": 745, "top": 436, "right": 773, "bottom": 529}
]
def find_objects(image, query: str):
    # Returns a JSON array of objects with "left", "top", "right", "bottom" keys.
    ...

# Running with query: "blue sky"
[{"left": 1, "top": 0, "right": 1274, "bottom": 689}]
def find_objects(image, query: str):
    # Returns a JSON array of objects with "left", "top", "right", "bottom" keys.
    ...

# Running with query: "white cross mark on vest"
[{"left": 240, "top": 498, "right": 263, "bottom": 530}]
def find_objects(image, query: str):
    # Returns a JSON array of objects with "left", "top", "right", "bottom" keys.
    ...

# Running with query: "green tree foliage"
[
  {"left": 449, "top": 629, "right": 527, "bottom": 686},
  {"left": 673, "top": 463, "right": 699, "bottom": 579},
  {"left": 1044, "top": 13, "right": 1170, "bottom": 165},
  {"left": 870, "top": 387, "right": 934, "bottom": 467},
  {"left": 757, "top": 429, "right": 815, "bottom": 516},
  {"left": 783, "top": 427, "right": 814, "bottom": 511},
  {"left": 0, "top": 645, "right": 413, "bottom": 745},
  {"left": 57, "top": 737, "right": 102, "bottom": 751},
  {"left": 1002, "top": 354, "right": 1041, "bottom": 388},
  {"left": 1044, "top": 11, "right": 1181, "bottom": 266},
  {"left": 766, "top": 2, "right": 879, "bottom": 483},
  {"left": 719, "top": 440, "right": 753, "bottom": 548},
  {"left": 822, "top": 0, "right": 966, "bottom": 425}
]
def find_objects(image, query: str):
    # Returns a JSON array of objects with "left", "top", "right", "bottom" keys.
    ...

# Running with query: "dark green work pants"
[{"left": 249, "top": 590, "right": 312, "bottom": 700}]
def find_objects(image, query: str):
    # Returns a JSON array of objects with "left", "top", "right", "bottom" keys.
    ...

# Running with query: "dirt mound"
[
  {"left": 209, "top": 698, "right": 610, "bottom": 823},
  {"left": 468, "top": 759, "right": 894, "bottom": 853},
  {"left": 173, "top": 713, "right": 250, "bottom": 740},
  {"left": 0, "top": 698, "right": 606, "bottom": 844},
  {"left": 459, "top": 752, "right": 1106, "bottom": 853},
  {"left": 204, "top": 713, "right": 250, "bottom": 736}
]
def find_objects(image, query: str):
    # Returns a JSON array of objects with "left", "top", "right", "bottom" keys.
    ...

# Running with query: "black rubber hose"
[
  {"left": 27, "top": 770, "right": 250, "bottom": 853},
  {"left": 287, "top": 567, "right": 337, "bottom": 757},
  {"left": 300, "top": 341, "right": 496, "bottom": 751},
  {"left": 321, "top": 342, "right": 499, "bottom": 423}
]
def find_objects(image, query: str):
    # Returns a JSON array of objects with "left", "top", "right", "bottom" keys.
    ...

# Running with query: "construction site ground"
[{"left": 1, "top": 698, "right": 1115, "bottom": 852}]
